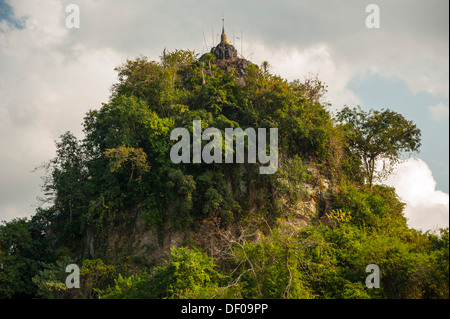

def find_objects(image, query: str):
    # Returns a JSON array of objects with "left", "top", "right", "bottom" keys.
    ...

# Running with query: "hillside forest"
[{"left": 0, "top": 49, "right": 448, "bottom": 299}]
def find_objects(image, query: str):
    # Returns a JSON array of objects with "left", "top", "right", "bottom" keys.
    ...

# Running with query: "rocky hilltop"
[
  {"left": 1, "top": 25, "right": 447, "bottom": 300},
  {"left": 199, "top": 20, "right": 256, "bottom": 83}
]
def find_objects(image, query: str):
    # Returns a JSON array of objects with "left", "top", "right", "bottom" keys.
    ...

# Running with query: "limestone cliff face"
[
  {"left": 275, "top": 163, "right": 338, "bottom": 234},
  {"left": 87, "top": 163, "right": 337, "bottom": 266},
  {"left": 104, "top": 214, "right": 185, "bottom": 266}
]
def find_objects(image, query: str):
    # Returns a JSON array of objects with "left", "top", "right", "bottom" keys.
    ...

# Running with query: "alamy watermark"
[
  {"left": 65, "top": 4, "right": 80, "bottom": 29},
  {"left": 365, "top": 264, "right": 380, "bottom": 288},
  {"left": 170, "top": 120, "right": 278, "bottom": 174},
  {"left": 65, "top": 264, "right": 80, "bottom": 289},
  {"left": 365, "top": 4, "right": 380, "bottom": 29}
]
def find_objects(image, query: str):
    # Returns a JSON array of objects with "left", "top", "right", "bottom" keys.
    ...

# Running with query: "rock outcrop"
[{"left": 199, "top": 20, "right": 257, "bottom": 83}]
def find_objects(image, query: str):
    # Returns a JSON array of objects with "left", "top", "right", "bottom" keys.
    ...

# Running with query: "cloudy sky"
[{"left": 0, "top": 0, "right": 448, "bottom": 231}]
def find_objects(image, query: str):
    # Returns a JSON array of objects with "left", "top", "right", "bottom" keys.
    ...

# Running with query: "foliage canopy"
[{"left": 0, "top": 49, "right": 447, "bottom": 300}]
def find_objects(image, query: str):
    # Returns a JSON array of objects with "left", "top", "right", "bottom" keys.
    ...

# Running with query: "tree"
[
  {"left": 291, "top": 72, "right": 328, "bottom": 103},
  {"left": 261, "top": 61, "right": 270, "bottom": 74},
  {"left": 201, "top": 53, "right": 216, "bottom": 77},
  {"left": 104, "top": 146, "right": 151, "bottom": 185},
  {"left": 337, "top": 106, "right": 421, "bottom": 189},
  {"left": 38, "top": 132, "right": 90, "bottom": 250},
  {"left": 0, "top": 217, "right": 55, "bottom": 298}
]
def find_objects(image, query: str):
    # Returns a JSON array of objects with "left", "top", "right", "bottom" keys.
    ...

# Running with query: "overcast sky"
[{"left": 0, "top": 0, "right": 448, "bottom": 231}]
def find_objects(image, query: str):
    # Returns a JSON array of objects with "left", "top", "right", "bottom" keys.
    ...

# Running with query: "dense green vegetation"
[{"left": 0, "top": 49, "right": 448, "bottom": 299}]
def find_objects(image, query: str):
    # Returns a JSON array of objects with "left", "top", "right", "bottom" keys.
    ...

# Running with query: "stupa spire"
[{"left": 221, "top": 18, "right": 229, "bottom": 44}]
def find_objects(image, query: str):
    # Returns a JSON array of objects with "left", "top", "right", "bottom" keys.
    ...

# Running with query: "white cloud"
[
  {"left": 428, "top": 102, "right": 449, "bottom": 121},
  {"left": 383, "top": 158, "right": 449, "bottom": 232},
  {"left": 250, "top": 42, "right": 362, "bottom": 109},
  {"left": 0, "top": 1, "right": 124, "bottom": 222}
]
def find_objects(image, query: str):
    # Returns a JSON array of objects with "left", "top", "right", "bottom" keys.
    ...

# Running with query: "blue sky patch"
[{"left": 0, "top": 0, "right": 25, "bottom": 29}]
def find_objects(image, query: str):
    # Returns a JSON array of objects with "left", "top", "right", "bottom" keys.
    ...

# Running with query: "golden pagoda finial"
[{"left": 221, "top": 17, "right": 229, "bottom": 44}]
